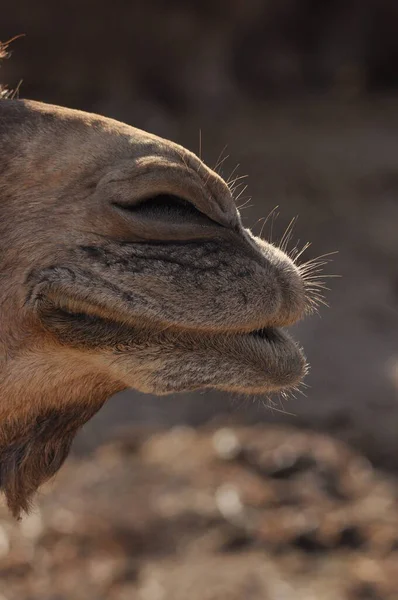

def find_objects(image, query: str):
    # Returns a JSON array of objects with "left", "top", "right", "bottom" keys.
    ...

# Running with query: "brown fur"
[
  {"left": 0, "top": 402, "right": 105, "bottom": 517},
  {"left": 0, "top": 97, "right": 311, "bottom": 517}
]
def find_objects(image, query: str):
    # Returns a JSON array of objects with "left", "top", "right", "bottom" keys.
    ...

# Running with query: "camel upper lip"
[
  {"left": 38, "top": 288, "right": 293, "bottom": 340},
  {"left": 47, "top": 303, "right": 284, "bottom": 340},
  {"left": 39, "top": 296, "right": 290, "bottom": 348}
]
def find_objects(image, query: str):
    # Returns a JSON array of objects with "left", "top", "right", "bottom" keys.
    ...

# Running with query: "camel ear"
[{"left": 0, "top": 404, "right": 103, "bottom": 518}]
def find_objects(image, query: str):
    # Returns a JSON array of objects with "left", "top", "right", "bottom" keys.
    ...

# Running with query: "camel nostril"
[
  {"left": 116, "top": 194, "right": 201, "bottom": 217},
  {"left": 112, "top": 193, "right": 221, "bottom": 226}
]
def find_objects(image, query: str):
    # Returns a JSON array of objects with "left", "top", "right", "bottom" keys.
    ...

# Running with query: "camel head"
[{"left": 0, "top": 99, "right": 314, "bottom": 516}]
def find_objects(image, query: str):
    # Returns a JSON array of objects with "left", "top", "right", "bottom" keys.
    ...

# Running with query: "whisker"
[
  {"left": 253, "top": 216, "right": 267, "bottom": 232},
  {"left": 292, "top": 241, "right": 312, "bottom": 262},
  {"left": 310, "top": 295, "right": 329, "bottom": 308},
  {"left": 302, "top": 274, "right": 341, "bottom": 280},
  {"left": 230, "top": 179, "right": 248, "bottom": 196},
  {"left": 234, "top": 184, "right": 249, "bottom": 203},
  {"left": 302, "top": 274, "right": 329, "bottom": 281},
  {"left": 299, "top": 251, "right": 339, "bottom": 266},
  {"left": 1, "top": 33, "right": 26, "bottom": 50},
  {"left": 269, "top": 210, "right": 280, "bottom": 244},
  {"left": 226, "top": 163, "right": 240, "bottom": 185},
  {"left": 279, "top": 216, "right": 298, "bottom": 253},
  {"left": 293, "top": 386, "right": 308, "bottom": 398},
  {"left": 10, "top": 79, "right": 23, "bottom": 99},
  {"left": 213, "top": 144, "right": 228, "bottom": 173},
  {"left": 299, "top": 262, "right": 330, "bottom": 271},
  {"left": 264, "top": 396, "right": 297, "bottom": 417},
  {"left": 298, "top": 261, "right": 334, "bottom": 274},
  {"left": 259, "top": 205, "right": 279, "bottom": 239},
  {"left": 236, "top": 195, "right": 252, "bottom": 210},
  {"left": 228, "top": 174, "right": 249, "bottom": 190},
  {"left": 305, "top": 283, "right": 331, "bottom": 290},
  {"left": 214, "top": 154, "right": 230, "bottom": 176}
]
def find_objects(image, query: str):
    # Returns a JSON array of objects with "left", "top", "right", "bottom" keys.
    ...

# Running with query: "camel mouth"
[
  {"left": 37, "top": 297, "right": 307, "bottom": 395},
  {"left": 43, "top": 300, "right": 293, "bottom": 347},
  {"left": 248, "top": 327, "right": 280, "bottom": 342}
]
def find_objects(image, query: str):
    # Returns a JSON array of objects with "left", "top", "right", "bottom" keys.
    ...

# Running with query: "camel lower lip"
[{"left": 39, "top": 300, "right": 307, "bottom": 391}]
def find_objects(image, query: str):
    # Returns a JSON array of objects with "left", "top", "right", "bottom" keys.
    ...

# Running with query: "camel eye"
[{"left": 114, "top": 193, "right": 215, "bottom": 223}]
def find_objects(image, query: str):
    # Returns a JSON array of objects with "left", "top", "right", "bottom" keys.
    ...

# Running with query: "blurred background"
[{"left": 1, "top": 1, "right": 398, "bottom": 598}]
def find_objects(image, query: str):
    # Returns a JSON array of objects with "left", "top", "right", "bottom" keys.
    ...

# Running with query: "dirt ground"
[{"left": 1, "top": 422, "right": 398, "bottom": 600}]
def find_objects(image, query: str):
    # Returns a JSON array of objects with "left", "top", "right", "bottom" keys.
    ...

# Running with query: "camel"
[{"left": 0, "top": 51, "right": 322, "bottom": 517}]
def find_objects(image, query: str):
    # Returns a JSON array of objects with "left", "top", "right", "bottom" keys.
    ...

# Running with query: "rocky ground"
[{"left": 1, "top": 423, "right": 398, "bottom": 599}]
